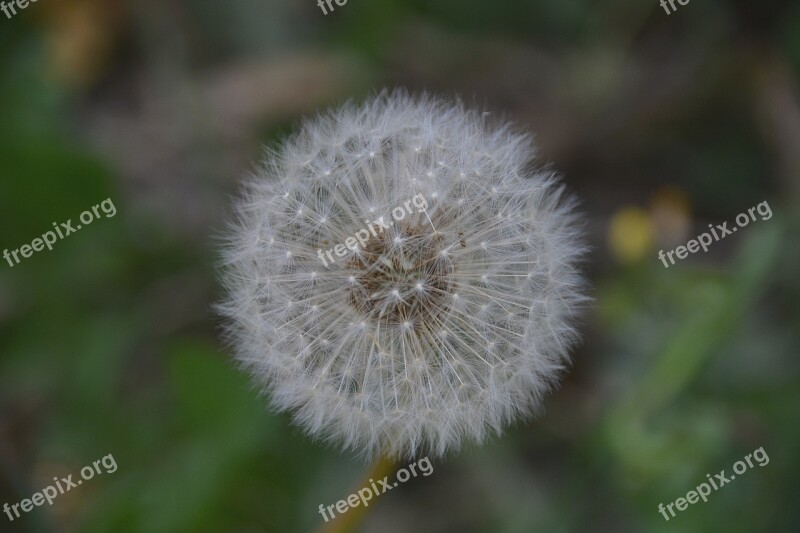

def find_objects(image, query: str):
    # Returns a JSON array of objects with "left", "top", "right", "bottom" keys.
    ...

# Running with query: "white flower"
[{"left": 218, "top": 90, "right": 588, "bottom": 459}]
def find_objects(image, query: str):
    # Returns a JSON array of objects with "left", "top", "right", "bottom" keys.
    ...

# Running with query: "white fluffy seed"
[{"left": 218, "top": 90, "right": 588, "bottom": 459}]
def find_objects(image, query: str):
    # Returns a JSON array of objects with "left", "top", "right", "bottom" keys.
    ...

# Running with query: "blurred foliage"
[{"left": 1, "top": 0, "right": 799, "bottom": 532}]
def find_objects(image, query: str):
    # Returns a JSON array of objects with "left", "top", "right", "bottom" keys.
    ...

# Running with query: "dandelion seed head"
[{"left": 218, "top": 90, "right": 588, "bottom": 459}]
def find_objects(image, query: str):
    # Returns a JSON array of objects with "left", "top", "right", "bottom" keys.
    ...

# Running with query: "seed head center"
[{"left": 347, "top": 223, "right": 454, "bottom": 325}]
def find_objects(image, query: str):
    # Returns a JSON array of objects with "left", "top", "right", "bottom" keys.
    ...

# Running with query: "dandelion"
[{"left": 218, "top": 90, "right": 588, "bottom": 459}]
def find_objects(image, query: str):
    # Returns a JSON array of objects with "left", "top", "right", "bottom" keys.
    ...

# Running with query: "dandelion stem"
[{"left": 318, "top": 455, "right": 397, "bottom": 533}]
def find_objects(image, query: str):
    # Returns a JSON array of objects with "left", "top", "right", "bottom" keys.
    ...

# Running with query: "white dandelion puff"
[{"left": 218, "top": 90, "right": 588, "bottom": 459}]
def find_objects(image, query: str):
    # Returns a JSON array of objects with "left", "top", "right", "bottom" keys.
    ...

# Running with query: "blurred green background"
[{"left": 1, "top": 0, "right": 798, "bottom": 532}]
